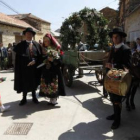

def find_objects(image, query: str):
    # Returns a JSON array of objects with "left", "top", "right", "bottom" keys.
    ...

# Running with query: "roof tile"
[{"left": 0, "top": 12, "right": 37, "bottom": 31}]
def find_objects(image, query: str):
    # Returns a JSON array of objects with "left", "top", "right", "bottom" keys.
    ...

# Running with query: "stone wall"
[
  {"left": 125, "top": 8, "right": 140, "bottom": 41},
  {"left": 119, "top": 0, "right": 140, "bottom": 27},
  {"left": 0, "top": 24, "right": 23, "bottom": 46},
  {"left": 0, "top": 24, "right": 45, "bottom": 46},
  {"left": 35, "top": 33, "right": 43, "bottom": 42},
  {"left": 34, "top": 22, "right": 51, "bottom": 42},
  {"left": 100, "top": 7, "right": 118, "bottom": 29},
  {"left": 23, "top": 18, "right": 42, "bottom": 31},
  {"left": 119, "top": 0, "right": 130, "bottom": 27},
  {"left": 22, "top": 17, "right": 51, "bottom": 41},
  {"left": 22, "top": 17, "right": 51, "bottom": 35},
  {"left": 0, "top": 13, "right": 51, "bottom": 46},
  {"left": 41, "top": 22, "right": 51, "bottom": 36}
]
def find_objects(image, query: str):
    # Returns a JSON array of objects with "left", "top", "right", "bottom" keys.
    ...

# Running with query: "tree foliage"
[{"left": 60, "top": 7, "right": 110, "bottom": 50}]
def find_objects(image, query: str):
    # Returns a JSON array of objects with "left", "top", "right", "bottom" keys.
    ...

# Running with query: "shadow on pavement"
[
  {"left": 66, "top": 80, "right": 101, "bottom": 96},
  {"left": 1, "top": 100, "right": 60, "bottom": 120},
  {"left": 59, "top": 93, "right": 140, "bottom": 140},
  {"left": 59, "top": 97, "right": 112, "bottom": 140}
]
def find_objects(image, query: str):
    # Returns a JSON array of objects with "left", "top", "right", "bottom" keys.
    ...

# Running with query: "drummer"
[{"left": 105, "top": 27, "right": 131, "bottom": 129}]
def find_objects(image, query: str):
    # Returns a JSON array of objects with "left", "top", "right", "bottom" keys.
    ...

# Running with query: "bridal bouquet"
[
  {"left": 37, "top": 46, "right": 60, "bottom": 69},
  {"left": 44, "top": 46, "right": 60, "bottom": 60}
]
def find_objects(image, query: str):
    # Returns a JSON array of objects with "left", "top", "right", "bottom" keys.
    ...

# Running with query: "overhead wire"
[
  {"left": 98, "top": 0, "right": 118, "bottom": 10},
  {"left": 0, "top": 0, "right": 19, "bottom": 14},
  {"left": 0, "top": 2, "right": 10, "bottom": 10}
]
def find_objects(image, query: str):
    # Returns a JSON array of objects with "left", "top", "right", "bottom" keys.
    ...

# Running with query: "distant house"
[
  {"left": 0, "top": 13, "right": 51, "bottom": 46},
  {"left": 55, "top": 29, "right": 60, "bottom": 33},
  {"left": 51, "top": 31, "right": 61, "bottom": 43},
  {"left": 119, "top": 0, "right": 140, "bottom": 41},
  {"left": 100, "top": 7, "right": 118, "bottom": 29}
]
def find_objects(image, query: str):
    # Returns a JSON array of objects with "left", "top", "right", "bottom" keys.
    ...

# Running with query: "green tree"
[{"left": 60, "top": 7, "right": 110, "bottom": 50}]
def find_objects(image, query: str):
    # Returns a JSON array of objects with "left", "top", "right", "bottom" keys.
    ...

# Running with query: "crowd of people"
[
  {"left": 0, "top": 42, "right": 16, "bottom": 70},
  {"left": 0, "top": 27, "right": 140, "bottom": 131},
  {"left": 126, "top": 37, "right": 140, "bottom": 53}
]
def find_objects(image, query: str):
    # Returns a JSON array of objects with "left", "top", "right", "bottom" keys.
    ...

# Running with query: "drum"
[{"left": 104, "top": 69, "right": 132, "bottom": 96}]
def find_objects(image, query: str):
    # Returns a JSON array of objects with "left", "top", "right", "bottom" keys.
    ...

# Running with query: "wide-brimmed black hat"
[
  {"left": 109, "top": 27, "right": 127, "bottom": 38},
  {"left": 23, "top": 27, "right": 36, "bottom": 36}
]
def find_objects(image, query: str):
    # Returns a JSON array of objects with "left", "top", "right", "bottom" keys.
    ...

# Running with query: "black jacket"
[
  {"left": 14, "top": 40, "right": 42, "bottom": 93},
  {"left": 108, "top": 45, "right": 131, "bottom": 70}
]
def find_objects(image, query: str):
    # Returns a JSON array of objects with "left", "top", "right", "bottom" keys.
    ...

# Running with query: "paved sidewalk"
[{"left": 0, "top": 69, "right": 140, "bottom": 140}]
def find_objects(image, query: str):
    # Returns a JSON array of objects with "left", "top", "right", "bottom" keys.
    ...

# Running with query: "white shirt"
[
  {"left": 114, "top": 43, "right": 124, "bottom": 49},
  {"left": 26, "top": 40, "right": 32, "bottom": 43}
]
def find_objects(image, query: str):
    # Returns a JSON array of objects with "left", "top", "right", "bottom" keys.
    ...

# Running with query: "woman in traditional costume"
[{"left": 39, "top": 34, "right": 66, "bottom": 105}]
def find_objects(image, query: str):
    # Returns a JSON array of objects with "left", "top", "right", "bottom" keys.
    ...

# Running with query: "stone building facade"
[
  {"left": 119, "top": 0, "right": 140, "bottom": 41},
  {"left": 0, "top": 12, "right": 51, "bottom": 47},
  {"left": 0, "top": 24, "right": 24, "bottom": 46},
  {"left": 100, "top": 7, "right": 118, "bottom": 29},
  {"left": 125, "top": 6, "right": 140, "bottom": 41}
]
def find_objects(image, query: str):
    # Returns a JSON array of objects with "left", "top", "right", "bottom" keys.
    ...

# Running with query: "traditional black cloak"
[{"left": 14, "top": 40, "right": 42, "bottom": 93}]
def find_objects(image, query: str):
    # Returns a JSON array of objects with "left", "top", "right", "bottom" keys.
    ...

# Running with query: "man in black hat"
[
  {"left": 105, "top": 27, "right": 131, "bottom": 129},
  {"left": 14, "top": 27, "right": 42, "bottom": 106}
]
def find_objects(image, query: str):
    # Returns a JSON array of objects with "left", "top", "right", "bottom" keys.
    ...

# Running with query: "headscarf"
[{"left": 43, "top": 33, "right": 61, "bottom": 49}]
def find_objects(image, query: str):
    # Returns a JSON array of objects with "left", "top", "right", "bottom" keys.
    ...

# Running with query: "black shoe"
[
  {"left": 106, "top": 114, "right": 115, "bottom": 120},
  {"left": 111, "top": 121, "right": 120, "bottom": 129},
  {"left": 76, "top": 75, "right": 83, "bottom": 78},
  {"left": 126, "top": 105, "right": 131, "bottom": 111},
  {"left": 19, "top": 99, "right": 27, "bottom": 106},
  {"left": 131, "top": 103, "right": 135, "bottom": 109},
  {"left": 32, "top": 98, "right": 39, "bottom": 104}
]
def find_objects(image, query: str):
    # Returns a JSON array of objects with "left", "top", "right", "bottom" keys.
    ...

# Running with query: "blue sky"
[{"left": 0, "top": 0, "right": 119, "bottom": 31}]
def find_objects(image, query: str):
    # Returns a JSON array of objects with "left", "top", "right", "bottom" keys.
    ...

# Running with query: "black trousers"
[
  {"left": 109, "top": 93, "right": 122, "bottom": 122},
  {"left": 22, "top": 91, "right": 36, "bottom": 99}
]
